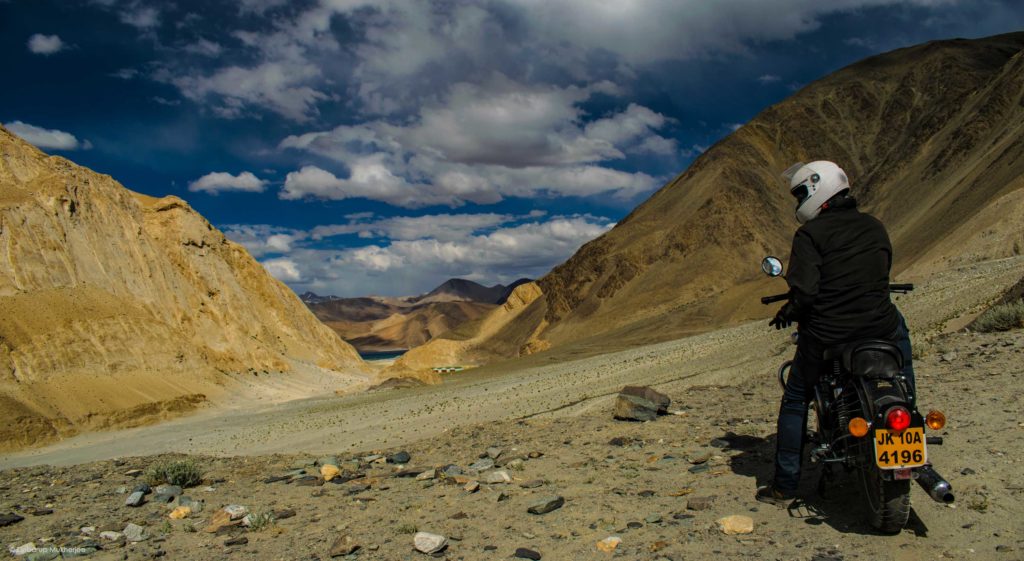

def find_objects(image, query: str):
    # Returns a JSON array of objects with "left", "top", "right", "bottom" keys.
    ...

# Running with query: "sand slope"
[{"left": 0, "top": 125, "right": 366, "bottom": 451}]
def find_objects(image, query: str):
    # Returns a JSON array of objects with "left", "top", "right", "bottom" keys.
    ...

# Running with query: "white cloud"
[
  {"left": 27, "top": 34, "right": 65, "bottom": 55},
  {"left": 184, "top": 39, "right": 223, "bottom": 57},
  {"left": 238, "top": 0, "right": 289, "bottom": 14},
  {"left": 120, "top": 5, "right": 160, "bottom": 29},
  {"left": 262, "top": 257, "right": 303, "bottom": 282},
  {"left": 171, "top": 62, "right": 328, "bottom": 121},
  {"left": 309, "top": 212, "right": 517, "bottom": 242},
  {"left": 240, "top": 214, "right": 614, "bottom": 296},
  {"left": 757, "top": 74, "right": 782, "bottom": 84},
  {"left": 110, "top": 68, "right": 140, "bottom": 80},
  {"left": 278, "top": 79, "right": 665, "bottom": 207},
  {"left": 188, "top": 171, "right": 267, "bottom": 194},
  {"left": 4, "top": 121, "right": 89, "bottom": 151}
]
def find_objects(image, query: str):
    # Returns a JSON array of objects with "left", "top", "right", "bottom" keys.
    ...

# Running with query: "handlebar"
[{"left": 761, "top": 283, "right": 915, "bottom": 305}]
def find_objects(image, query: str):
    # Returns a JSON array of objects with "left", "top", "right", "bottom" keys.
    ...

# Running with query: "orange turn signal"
[
  {"left": 848, "top": 417, "right": 870, "bottom": 438},
  {"left": 926, "top": 410, "right": 946, "bottom": 430}
]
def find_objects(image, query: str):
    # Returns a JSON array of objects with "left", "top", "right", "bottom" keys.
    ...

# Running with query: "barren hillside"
[
  {"left": 416, "top": 32, "right": 1024, "bottom": 371},
  {"left": 0, "top": 126, "right": 366, "bottom": 451},
  {"left": 306, "top": 279, "right": 528, "bottom": 353}
]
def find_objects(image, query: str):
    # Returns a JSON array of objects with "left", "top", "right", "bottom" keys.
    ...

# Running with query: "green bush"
[
  {"left": 145, "top": 459, "right": 203, "bottom": 487},
  {"left": 246, "top": 510, "right": 275, "bottom": 532},
  {"left": 973, "top": 300, "right": 1024, "bottom": 332}
]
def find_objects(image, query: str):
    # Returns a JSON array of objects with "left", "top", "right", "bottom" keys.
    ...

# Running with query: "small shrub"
[
  {"left": 159, "top": 521, "right": 173, "bottom": 535},
  {"left": 973, "top": 300, "right": 1024, "bottom": 333},
  {"left": 246, "top": 511, "right": 275, "bottom": 532},
  {"left": 145, "top": 459, "right": 203, "bottom": 487},
  {"left": 182, "top": 522, "right": 196, "bottom": 533},
  {"left": 396, "top": 523, "right": 418, "bottom": 534}
]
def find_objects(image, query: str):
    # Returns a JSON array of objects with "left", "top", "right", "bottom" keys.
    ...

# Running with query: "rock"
[
  {"left": 527, "top": 496, "right": 565, "bottom": 515},
  {"left": 329, "top": 534, "right": 360, "bottom": 557},
  {"left": 123, "top": 522, "right": 148, "bottom": 542},
  {"left": 225, "top": 536, "right": 249, "bottom": 547},
  {"left": 178, "top": 496, "right": 204, "bottom": 513},
  {"left": 25, "top": 507, "right": 53, "bottom": 516},
  {"left": 486, "top": 447, "right": 504, "bottom": 459},
  {"left": 613, "top": 394, "right": 659, "bottom": 421},
  {"left": 519, "top": 479, "right": 544, "bottom": 489},
  {"left": 484, "top": 470, "right": 512, "bottom": 484},
  {"left": 961, "top": 467, "right": 976, "bottom": 476},
  {"left": 25, "top": 550, "right": 59, "bottom": 561},
  {"left": 638, "top": 490, "right": 656, "bottom": 498},
  {"left": 464, "top": 481, "right": 480, "bottom": 493},
  {"left": 387, "top": 451, "right": 411, "bottom": 464},
  {"left": 413, "top": 532, "right": 447, "bottom": 554},
  {"left": 469, "top": 458, "right": 495, "bottom": 471},
  {"left": 687, "top": 496, "right": 715, "bottom": 511},
  {"left": 125, "top": 491, "right": 146, "bottom": 507},
  {"left": 393, "top": 467, "right": 425, "bottom": 478},
  {"left": 597, "top": 536, "right": 622, "bottom": 553},
  {"left": 295, "top": 475, "right": 324, "bottom": 486},
  {"left": 688, "top": 452, "right": 711, "bottom": 464},
  {"left": 504, "top": 458, "right": 525, "bottom": 470},
  {"left": 940, "top": 352, "right": 958, "bottom": 363},
  {"left": 224, "top": 505, "right": 248, "bottom": 520},
  {"left": 80, "top": 526, "right": 96, "bottom": 535},
  {"left": 273, "top": 508, "right": 297, "bottom": 520},
  {"left": 318, "top": 456, "right": 340, "bottom": 467},
  {"left": 152, "top": 492, "right": 176, "bottom": 504},
  {"left": 645, "top": 514, "right": 662, "bottom": 524},
  {"left": 12, "top": 543, "right": 36, "bottom": 556},
  {"left": 124, "top": 469, "right": 144, "bottom": 477},
  {"left": 514, "top": 547, "right": 542, "bottom": 560},
  {"left": 710, "top": 438, "right": 731, "bottom": 448},
  {"left": 442, "top": 465, "right": 464, "bottom": 477},
  {"left": 321, "top": 464, "right": 342, "bottom": 482},
  {"left": 1, "top": 512, "right": 25, "bottom": 526},
  {"left": 528, "top": 451, "right": 544, "bottom": 459},
  {"left": 717, "top": 515, "right": 754, "bottom": 535},
  {"left": 497, "top": 492, "right": 511, "bottom": 502},
  {"left": 627, "top": 521, "right": 643, "bottom": 529},
  {"left": 99, "top": 531, "right": 122, "bottom": 541},
  {"left": 169, "top": 506, "right": 192, "bottom": 519},
  {"left": 620, "top": 386, "right": 670, "bottom": 413},
  {"left": 416, "top": 469, "right": 438, "bottom": 481},
  {"left": 132, "top": 483, "right": 151, "bottom": 494},
  {"left": 688, "top": 464, "right": 710, "bottom": 474},
  {"left": 155, "top": 485, "right": 182, "bottom": 497}
]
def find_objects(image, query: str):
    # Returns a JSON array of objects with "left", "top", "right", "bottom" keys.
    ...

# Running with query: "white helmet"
[{"left": 782, "top": 160, "right": 850, "bottom": 224}]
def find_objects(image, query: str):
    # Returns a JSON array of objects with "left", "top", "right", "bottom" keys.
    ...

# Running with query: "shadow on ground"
[{"left": 716, "top": 431, "right": 928, "bottom": 537}]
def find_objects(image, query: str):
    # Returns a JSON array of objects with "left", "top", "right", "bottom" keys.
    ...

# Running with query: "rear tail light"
[
  {"left": 926, "top": 410, "right": 946, "bottom": 430},
  {"left": 885, "top": 406, "right": 911, "bottom": 432}
]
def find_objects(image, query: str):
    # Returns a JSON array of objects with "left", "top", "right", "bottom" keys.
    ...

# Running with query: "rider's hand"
[{"left": 769, "top": 302, "right": 796, "bottom": 330}]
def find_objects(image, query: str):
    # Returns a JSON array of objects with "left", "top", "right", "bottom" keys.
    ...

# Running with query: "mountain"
[
  {"left": 304, "top": 278, "right": 529, "bottom": 353},
  {"left": 392, "top": 32, "right": 1024, "bottom": 374},
  {"left": 0, "top": 126, "right": 365, "bottom": 451},
  {"left": 299, "top": 291, "right": 339, "bottom": 304}
]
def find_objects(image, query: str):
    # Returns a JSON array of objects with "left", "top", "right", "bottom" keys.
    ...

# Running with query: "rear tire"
[{"left": 859, "top": 461, "right": 910, "bottom": 533}]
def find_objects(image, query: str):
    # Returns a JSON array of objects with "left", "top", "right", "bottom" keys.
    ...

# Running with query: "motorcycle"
[{"left": 760, "top": 256, "right": 954, "bottom": 533}]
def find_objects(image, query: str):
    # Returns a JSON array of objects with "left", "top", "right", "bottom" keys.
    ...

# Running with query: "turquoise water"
[{"left": 359, "top": 350, "right": 407, "bottom": 361}]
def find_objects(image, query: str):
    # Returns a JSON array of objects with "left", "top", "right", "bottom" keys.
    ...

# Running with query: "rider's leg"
[{"left": 895, "top": 311, "right": 916, "bottom": 404}]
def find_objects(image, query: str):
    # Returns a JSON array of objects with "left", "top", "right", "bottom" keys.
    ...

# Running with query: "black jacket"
[{"left": 785, "top": 196, "right": 900, "bottom": 344}]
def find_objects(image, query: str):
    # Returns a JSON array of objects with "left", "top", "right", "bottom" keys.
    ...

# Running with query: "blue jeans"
[{"left": 773, "top": 314, "right": 915, "bottom": 493}]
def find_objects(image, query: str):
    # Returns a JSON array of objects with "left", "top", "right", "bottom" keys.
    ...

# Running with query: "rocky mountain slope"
[
  {"left": 0, "top": 125, "right": 365, "bottom": 451},
  {"left": 305, "top": 279, "right": 529, "bottom": 353},
  {"left": 419, "top": 32, "right": 1024, "bottom": 370}
]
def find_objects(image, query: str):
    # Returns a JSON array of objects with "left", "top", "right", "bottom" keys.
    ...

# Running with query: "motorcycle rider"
[{"left": 757, "top": 160, "right": 916, "bottom": 505}]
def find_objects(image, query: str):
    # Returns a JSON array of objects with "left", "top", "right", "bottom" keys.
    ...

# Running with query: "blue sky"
[{"left": 3, "top": 0, "right": 1022, "bottom": 297}]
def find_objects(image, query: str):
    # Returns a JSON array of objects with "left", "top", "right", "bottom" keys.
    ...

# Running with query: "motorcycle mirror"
[{"left": 761, "top": 256, "right": 784, "bottom": 277}]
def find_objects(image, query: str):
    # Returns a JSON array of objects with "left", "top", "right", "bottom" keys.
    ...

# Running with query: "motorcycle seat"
[{"left": 823, "top": 339, "right": 903, "bottom": 378}]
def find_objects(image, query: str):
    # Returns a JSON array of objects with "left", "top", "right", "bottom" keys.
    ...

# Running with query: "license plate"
[{"left": 874, "top": 427, "right": 927, "bottom": 469}]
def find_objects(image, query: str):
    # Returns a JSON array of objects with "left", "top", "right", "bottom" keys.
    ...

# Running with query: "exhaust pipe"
[{"left": 916, "top": 465, "right": 954, "bottom": 503}]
